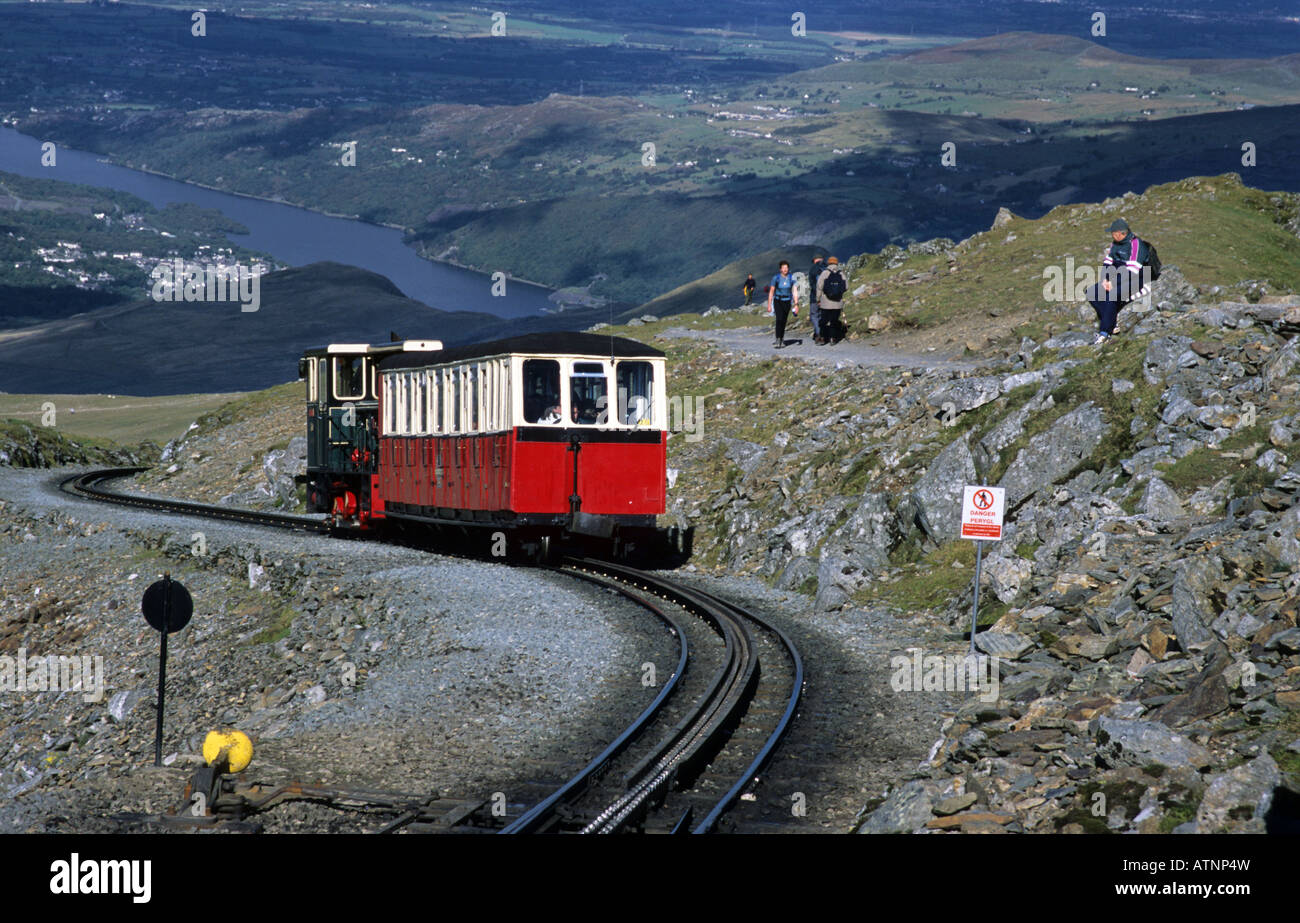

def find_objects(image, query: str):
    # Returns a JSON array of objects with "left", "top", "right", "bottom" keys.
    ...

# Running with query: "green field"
[{"left": 0, "top": 392, "right": 246, "bottom": 445}]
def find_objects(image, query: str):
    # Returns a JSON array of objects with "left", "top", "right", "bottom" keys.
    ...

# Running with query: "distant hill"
[
  {"left": 0, "top": 262, "right": 524, "bottom": 395},
  {"left": 637, "top": 245, "right": 829, "bottom": 316}
]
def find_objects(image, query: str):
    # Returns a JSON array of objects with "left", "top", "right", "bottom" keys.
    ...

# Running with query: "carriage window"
[
  {"left": 416, "top": 371, "right": 428, "bottom": 434},
  {"left": 332, "top": 357, "right": 365, "bottom": 401},
  {"left": 468, "top": 364, "right": 480, "bottom": 433},
  {"left": 570, "top": 362, "right": 608, "bottom": 426},
  {"left": 617, "top": 361, "right": 655, "bottom": 426},
  {"left": 441, "top": 367, "right": 451, "bottom": 433},
  {"left": 451, "top": 367, "right": 462, "bottom": 433},
  {"left": 432, "top": 368, "right": 442, "bottom": 433},
  {"left": 383, "top": 374, "right": 394, "bottom": 433},
  {"left": 522, "top": 359, "right": 561, "bottom": 424},
  {"left": 394, "top": 374, "right": 406, "bottom": 434}
]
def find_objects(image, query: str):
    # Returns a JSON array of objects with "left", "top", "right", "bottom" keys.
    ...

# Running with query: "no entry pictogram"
[{"left": 972, "top": 488, "right": 994, "bottom": 511}]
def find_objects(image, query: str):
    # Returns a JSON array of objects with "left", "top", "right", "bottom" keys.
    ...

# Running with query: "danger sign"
[{"left": 960, "top": 485, "right": 1005, "bottom": 541}]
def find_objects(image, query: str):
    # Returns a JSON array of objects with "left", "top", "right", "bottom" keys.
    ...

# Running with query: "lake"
[{"left": 0, "top": 126, "right": 554, "bottom": 319}]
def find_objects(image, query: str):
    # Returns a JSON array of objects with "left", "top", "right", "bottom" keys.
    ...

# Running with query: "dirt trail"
[{"left": 660, "top": 324, "right": 985, "bottom": 372}]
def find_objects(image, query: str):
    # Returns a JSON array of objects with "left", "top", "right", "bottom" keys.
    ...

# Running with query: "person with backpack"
[
  {"left": 743, "top": 273, "right": 756, "bottom": 306},
  {"left": 816, "top": 257, "right": 849, "bottom": 344},
  {"left": 807, "top": 255, "right": 825, "bottom": 342},
  {"left": 767, "top": 260, "right": 799, "bottom": 348},
  {"left": 1085, "top": 218, "right": 1160, "bottom": 346}
]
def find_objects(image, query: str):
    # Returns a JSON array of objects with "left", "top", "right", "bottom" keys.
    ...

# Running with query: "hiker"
[
  {"left": 743, "top": 273, "right": 756, "bottom": 306},
  {"left": 1085, "top": 218, "right": 1153, "bottom": 346},
  {"left": 808, "top": 255, "right": 825, "bottom": 342},
  {"left": 767, "top": 260, "right": 799, "bottom": 348},
  {"left": 816, "top": 256, "right": 849, "bottom": 344}
]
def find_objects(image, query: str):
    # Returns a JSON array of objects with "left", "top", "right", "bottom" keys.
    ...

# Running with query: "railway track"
[
  {"left": 503, "top": 559, "right": 804, "bottom": 834},
  {"left": 60, "top": 467, "right": 804, "bottom": 834},
  {"left": 60, "top": 467, "right": 328, "bottom": 534}
]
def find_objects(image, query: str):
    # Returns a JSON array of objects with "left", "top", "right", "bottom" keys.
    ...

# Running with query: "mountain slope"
[{"left": 0, "top": 262, "right": 511, "bottom": 395}]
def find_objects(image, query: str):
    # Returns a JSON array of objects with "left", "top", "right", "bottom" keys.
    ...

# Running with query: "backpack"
[
  {"left": 1145, "top": 241, "right": 1162, "bottom": 282},
  {"left": 821, "top": 269, "right": 847, "bottom": 300}
]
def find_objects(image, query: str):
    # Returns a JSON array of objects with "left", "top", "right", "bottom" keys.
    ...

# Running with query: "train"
[{"left": 296, "top": 332, "right": 692, "bottom": 563}]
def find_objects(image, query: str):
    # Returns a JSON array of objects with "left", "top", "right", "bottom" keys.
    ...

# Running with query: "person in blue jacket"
[
  {"left": 1085, "top": 218, "right": 1152, "bottom": 346},
  {"left": 767, "top": 260, "right": 799, "bottom": 348}
]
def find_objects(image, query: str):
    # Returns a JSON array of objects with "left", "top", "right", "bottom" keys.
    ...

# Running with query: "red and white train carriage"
[{"left": 302, "top": 332, "right": 686, "bottom": 561}]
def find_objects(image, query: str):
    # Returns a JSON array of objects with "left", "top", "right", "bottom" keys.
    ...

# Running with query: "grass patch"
[
  {"left": 1267, "top": 710, "right": 1300, "bottom": 780},
  {"left": 191, "top": 381, "right": 301, "bottom": 439},
  {"left": 1158, "top": 801, "right": 1197, "bottom": 832},
  {"left": 839, "top": 450, "right": 881, "bottom": 495},
  {"left": 244, "top": 601, "right": 300, "bottom": 646},
  {"left": 856, "top": 540, "right": 976, "bottom": 612},
  {"left": 977, "top": 599, "right": 1012, "bottom": 628},
  {"left": 1015, "top": 540, "right": 1041, "bottom": 560},
  {"left": 1157, "top": 423, "right": 1271, "bottom": 494}
]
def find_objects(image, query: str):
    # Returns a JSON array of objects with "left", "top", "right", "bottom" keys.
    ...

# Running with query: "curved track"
[
  {"left": 60, "top": 467, "right": 329, "bottom": 533},
  {"left": 503, "top": 560, "right": 803, "bottom": 834},
  {"left": 60, "top": 468, "right": 804, "bottom": 834}
]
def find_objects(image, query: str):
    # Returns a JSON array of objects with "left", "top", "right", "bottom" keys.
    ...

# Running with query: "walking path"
[{"left": 659, "top": 323, "right": 984, "bottom": 372}]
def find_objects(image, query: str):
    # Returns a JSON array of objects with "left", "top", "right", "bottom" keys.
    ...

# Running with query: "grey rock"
[
  {"left": 262, "top": 435, "right": 307, "bottom": 507},
  {"left": 1001, "top": 370, "right": 1046, "bottom": 392},
  {"left": 913, "top": 436, "right": 977, "bottom": 540},
  {"left": 990, "top": 207, "right": 1016, "bottom": 230},
  {"left": 1170, "top": 557, "right": 1220, "bottom": 651},
  {"left": 1265, "top": 627, "right": 1300, "bottom": 653},
  {"left": 973, "top": 630, "right": 1034, "bottom": 660},
  {"left": 1149, "top": 265, "right": 1198, "bottom": 307},
  {"left": 1263, "top": 337, "right": 1300, "bottom": 390},
  {"left": 982, "top": 553, "right": 1032, "bottom": 604},
  {"left": 1143, "top": 336, "right": 1194, "bottom": 385},
  {"left": 1041, "top": 331, "right": 1093, "bottom": 352},
  {"left": 859, "top": 780, "right": 939, "bottom": 834},
  {"left": 107, "top": 689, "right": 144, "bottom": 723},
  {"left": 1256, "top": 448, "right": 1289, "bottom": 475},
  {"left": 1195, "top": 753, "right": 1280, "bottom": 834},
  {"left": 1264, "top": 504, "right": 1300, "bottom": 567},
  {"left": 927, "top": 376, "right": 1003, "bottom": 415},
  {"left": 1095, "top": 717, "right": 1213, "bottom": 770},
  {"left": 1161, "top": 392, "right": 1197, "bottom": 426},
  {"left": 1140, "top": 477, "right": 1183, "bottom": 521},
  {"left": 813, "top": 582, "right": 850, "bottom": 613},
  {"left": 823, "top": 492, "right": 899, "bottom": 573},
  {"left": 776, "top": 555, "right": 818, "bottom": 592},
  {"left": 720, "top": 437, "right": 767, "bottom": 478},
  {"left": 814, "top": 552, "right": 857, "bottom": 611},
  {"left": 974, "top": 386, "right": 1053, "bottom": 475},
  {"left": 999, "top": 402, "right": 1108, "bottom": 508},
  {"left": 933, "top": 793, "right": 978, "bottom": 815}
]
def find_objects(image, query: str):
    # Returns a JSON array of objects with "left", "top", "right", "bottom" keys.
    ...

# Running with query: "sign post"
[
  {"left": 960, "top": 486, "right": 1005, "bottom": 654},
  {"left": 141, "top": 574, "right": 194, "bottom": 766}
]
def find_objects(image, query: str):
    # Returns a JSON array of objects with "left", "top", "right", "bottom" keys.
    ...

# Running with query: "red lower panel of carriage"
[{"left": 376, "top": 428, "right": 665, "bottom": 517}]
